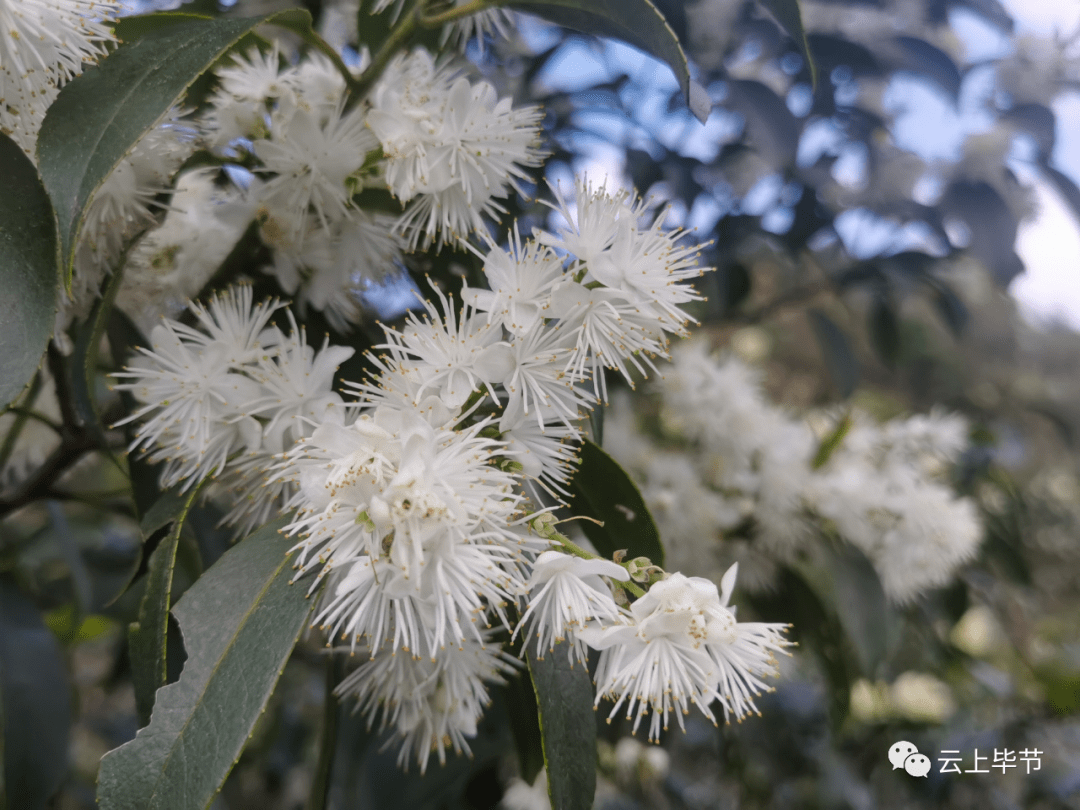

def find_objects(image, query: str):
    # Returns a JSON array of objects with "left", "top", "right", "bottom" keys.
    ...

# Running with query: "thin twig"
[
  {"left": 349, "top": 0, "right": 425, "bottom": 105},
  {"left": 418, "top": 0, "right": 496, "bottom": 28}
]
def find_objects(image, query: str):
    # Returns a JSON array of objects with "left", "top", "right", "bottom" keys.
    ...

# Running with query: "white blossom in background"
[
  {"left": 805, "top": 413, "right": 982, "bottom": 602},
  {"left": 608, "top": 337, "right": 983, "bottom": 602},
  {"left": 501, "top": 767, "right": 551, "bottom": 810},
  {"left": 117, "top": 170, "right": 255, "bottom": 333},
  {"left": 369, "top": 0, "right": 512, "bottom": 54}
]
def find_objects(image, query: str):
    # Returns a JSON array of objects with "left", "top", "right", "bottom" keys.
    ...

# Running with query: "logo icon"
[
  {"left": 889, "top": 741, "right": 929, "bottom": 777},
  {"left": 904, "top": 753, "right": 931, "bottom": 777}
]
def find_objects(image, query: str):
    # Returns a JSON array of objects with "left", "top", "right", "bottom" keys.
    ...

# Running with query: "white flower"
[
  {"left": 111, "top": 286, "right": 280, "bottom": 489},
  {"left": 371, "top": 0, "right": 511, "bottom": 51},
  {"left": 499, "top": 401, "right": 581, "bottom": 501},
  {"left": 278, "top": 405, "right": 530, "bottom": 651},
  {"left": 202, "top": 44, "right": 295, "bottom": 146},
  {"left": 547, "top": 280, "right": 668, "bottom": 400},
  {"left": 483, "top": 324, "right": 593, "bottom": 432},
  {"left": 210, "top": 318, "right": 356, "bottom": 534},
  {"left": 807, "top": 412, "right": 982, "bottom": 602},
  {"left": 378, "top": 288, "right": 508, "bottom": 409},
  {"left": 78, "top": 109, "right": 196, "bottom": 271},
  {"left": 253, "top": 102, "right": 377, "bottom": 239},
  {"left": 336, "top": 633, "right": 517, "bottom": 773},
  {"left": 54, "top": 110, "right": 197, "bottom": 350},
  {"left": 501, "top": 768, "right": 551, "bottom": 810},
  {"left": 541, "top": 179, "right": 703, "bottom": 331},
  {"left": 464, "top": 226, "right": 567, "bottom": 337},
  {"left": 579, "top": 567, "right": 791, "bottom": 740},
  {"left": 515, "top": 550, "right": 628, "bottom": 663},
  {"left": 0, "top": 0, "right": 117, "bottom": 151},
  {"left": 117, "top": 170, "right": 253, "bottom": 333},
  {"left": 368, "top": 50, "right": 545, "bottom": 247}
]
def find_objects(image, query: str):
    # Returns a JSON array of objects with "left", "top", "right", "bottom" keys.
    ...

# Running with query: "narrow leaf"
[
  {"left": 501, "top": 0, "right": 705, "bottom": 122},
  {"left": 868, "top": 295, "right": 901, "bottom": 368},
  {"left": 811, "top": 410, "right": 852, "bottom": 470},
  {"left": 112, "top": 11, "right": 214, "bottom": 42},
  {"left": 0, "top": 575, "right": 72, "bottom": 810},
  {"left": 931, "top": 282, "right": 969, "bottom": 337},
  {"left": 503, "top": 666, "right": 545, "bottom": 786},
  {"left": 37, "top": 10, "right": 316, "bottom": 285},
  {"left": 128, "top": 483, "right": 204, "bottom": 726},
  {"left": 0, "top": 133, "right": 59, "bottom": 411},
  {"left": 808, "top": 309, "right": 859, "bottom": 399},
  {"left": 71, "top": 256, "right": 126, "bottom": 445},
  {"left": 96, "top": 517, "right": 313, "bottom": 810},
  {"left": 793, "top": 543, "right": 895, "bottom": 678},
  {"left": 569, "top": 439, "right": 664, "bottom": 567},
  {"left": 757, "top": 0, "right": 817, "bottom": 87},
  {"left": 526, "top": 644, "right": 596, "bottom": 810}
]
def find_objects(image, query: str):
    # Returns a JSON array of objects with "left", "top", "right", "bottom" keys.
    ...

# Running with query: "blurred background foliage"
[{"left": 5, "top": 0, "right": 1080, "bottom": 807}]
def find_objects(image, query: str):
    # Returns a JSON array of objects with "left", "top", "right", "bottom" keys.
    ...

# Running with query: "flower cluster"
[
  {"left": 368, "top": 50, "right": 544, "bottom": 248},
  {"left": 14, "top": 3, "right": 793, "bottom": 773},
  {"left": 0, "top": 0, "right": 117, "bottom": 153},
  {"left": 193, "top": 43, "right": 545, "bottom": 328},
  {"left": 112, "top": 286, "right": 355, "bottom": 534},
  {"left": 114, "top": 176, "right": 792, "bottom": 767},
  {"left": 607, "top": 337, "right": 982, "bottom": 602}
]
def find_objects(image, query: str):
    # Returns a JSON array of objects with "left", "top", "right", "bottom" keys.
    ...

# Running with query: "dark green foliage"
[
  {"left": 0, "top": 134, "right": 59, "bottom": 411},
  {"left": 569, "top": 439, "right": 665, "bottom": 567}
]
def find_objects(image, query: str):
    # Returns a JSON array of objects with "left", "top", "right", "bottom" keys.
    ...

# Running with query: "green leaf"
[
  {"left": 589, "top": 401, "right": 604, "bottom": 447},
  {"left": 96, "top": 517, "right": 314, "bottom": 810},
  {"left": 36, "top": 10, "right": 318, "bottom": 286},
  {"left": 569, "top": 439, "right": 664, "bottom": 567},
  {"left": 868, "top": 295, "right": 901, "bottom": 368},
  {"left": 112, "top": 11, "right": 214, "bottom": 42},
  {"left": 0, "top": 133, "right": 59, "bottom": 411},
  {"left": 503, "top": 661, "right": 545, "bottom": 785},
  {"left": 931, "top": 282, "right": 969, "bottom": 337},
  {"left": 128, "top": 484, "right": 204, "bottom": 726},
  {"left": 501, "top": 0, "right": 710, "bottom": 122},
  {"left": 753, "top": 566, "right": 853, "bottom": 728},
  {"left": 71, "top": 255, "right": 127, "bottom": 446},
  {"left": 811, "top": 410, "right": 852, "bottom": 470},
  {"left": 0, "top": 575, "right": 71, "bottom": 810},
  {"left": 757, "top": 0, "right": 816, "bottom": 87},
  {"left": 808, "top": 308, "right": 859, "bottom": 399},
  {"left": 526, "top": 643, "right": 596, "bottom": 810},
  {"left": 793, "top": 542, "right": 895, "bottom": 678}
]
